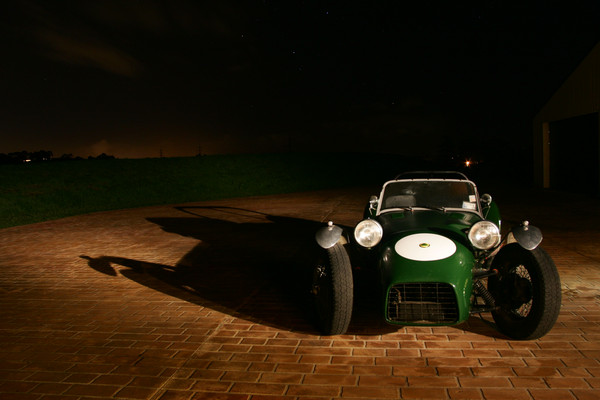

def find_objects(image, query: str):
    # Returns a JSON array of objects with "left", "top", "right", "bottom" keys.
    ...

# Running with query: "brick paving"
[{"left": 0, "top": 187, "right": 599, "bottom": 399}]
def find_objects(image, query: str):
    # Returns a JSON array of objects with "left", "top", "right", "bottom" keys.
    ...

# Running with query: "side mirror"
[
  {"left": 480, "top": 193, "right": 492, "bottom": 206},
  {"left": 480, "top": 194, "right": 501, "bottom": 228},
  {"left": 369, "top": 195, "right": 378, "bottom": 210}
]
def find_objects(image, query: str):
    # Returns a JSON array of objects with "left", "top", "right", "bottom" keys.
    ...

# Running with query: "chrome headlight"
[
  {"left": 354, "top": 219, "right": 383, "bottom": 248},
  {"left": 468, "top": 220, "right": 501, "bottom": 250}
]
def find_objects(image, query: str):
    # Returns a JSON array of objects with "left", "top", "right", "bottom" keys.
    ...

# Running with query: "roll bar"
[{"left": 394, "top": 171, "right": 470, "bottom": 180}]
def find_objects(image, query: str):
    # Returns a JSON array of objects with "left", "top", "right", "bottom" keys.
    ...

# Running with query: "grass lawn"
[{"left": 0, "top": 152, "right": 421, "bottom": 229}]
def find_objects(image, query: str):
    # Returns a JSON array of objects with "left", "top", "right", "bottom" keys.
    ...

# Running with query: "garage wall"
[
  {"left": 548, "top": 113, "right": 599, "bottom": 193},
  {"left": 533, "top": 41, "right": 600, "bottom": 194}
]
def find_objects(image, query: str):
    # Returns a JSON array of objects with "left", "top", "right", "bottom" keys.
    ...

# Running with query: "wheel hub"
[
  {"left": 312, "top": 264, "right": 326, "bottom": 295},
  {"left": 506, "top": 274, "right": 533, "bottom": 309}
]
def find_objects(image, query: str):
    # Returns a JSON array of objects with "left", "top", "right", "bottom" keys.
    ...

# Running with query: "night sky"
[{"left": 2, "top": 1, "right": 599, "bottom": 159}]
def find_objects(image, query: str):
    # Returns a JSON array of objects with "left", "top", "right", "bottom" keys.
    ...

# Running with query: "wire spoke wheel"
[
  {"left": 509, "top": 265, "right": 533, "bottom": 317},
  {"left": 311, "top": 243, "right": 353, "bottom": 335},
  {"left": 489, "top": 243, "right": 561, "bottom": 340}
]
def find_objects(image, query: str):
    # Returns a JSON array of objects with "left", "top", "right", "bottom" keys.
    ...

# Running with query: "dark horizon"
[{"left": 2, "top": 1, "right": 599, "bottom": 159}]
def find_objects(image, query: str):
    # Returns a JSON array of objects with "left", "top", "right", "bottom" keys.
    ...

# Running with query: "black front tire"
[
  {"left": 489, "top": 243, "right": 561, "bottom": 340},
  {"left": 311, "top": 243, "right": 353, "bottom": 335}
]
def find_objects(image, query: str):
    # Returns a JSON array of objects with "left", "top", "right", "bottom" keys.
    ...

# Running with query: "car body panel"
[
  {"left": 375, "top": 210, "right": 478, "bottom": 325},
  {"left": 482, "top": 201, "right": 501, "bottom": 229}
]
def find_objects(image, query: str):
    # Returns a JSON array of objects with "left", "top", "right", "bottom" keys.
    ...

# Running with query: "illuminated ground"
[{"left": 0, "top": 187, "right": 599, "bottom": 399}]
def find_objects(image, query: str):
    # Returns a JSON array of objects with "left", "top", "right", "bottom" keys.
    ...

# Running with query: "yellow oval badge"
[{"left": 419, "top": 243, "right": 430, "bottom": 248}]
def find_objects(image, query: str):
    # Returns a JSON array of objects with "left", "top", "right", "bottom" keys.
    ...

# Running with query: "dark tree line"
[{"left": 0, "top": 150, "right": 115, "bottom": 164}]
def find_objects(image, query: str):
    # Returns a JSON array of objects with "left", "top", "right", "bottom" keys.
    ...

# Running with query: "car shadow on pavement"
[
  {"left": 81, "top": 205, "right": 504, "bottom": 337},
  {"left": 82, "top": 206, "right": 333, "bottom": 334}
]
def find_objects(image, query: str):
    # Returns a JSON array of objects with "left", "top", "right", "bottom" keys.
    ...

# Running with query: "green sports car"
[{"left": 312, "top": 171, "right": 561, "bottom": 340}]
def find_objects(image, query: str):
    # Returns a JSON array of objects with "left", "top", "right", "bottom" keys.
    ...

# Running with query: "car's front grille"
[{"left": 387, "top": 283, "right": 458, "bottom": 324}]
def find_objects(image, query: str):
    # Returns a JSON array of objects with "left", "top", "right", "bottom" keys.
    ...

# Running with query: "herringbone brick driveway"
[{"left": 1, "top": 187, "right": 599, "bottom": 399}]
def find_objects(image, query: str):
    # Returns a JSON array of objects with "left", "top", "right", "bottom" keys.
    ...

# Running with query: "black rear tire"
[
  {"left": 312, "top": 243, "right": 353, "bottom": 335},
  {"left": 489, "top": 243, "right": 561, "bottom": 340}
]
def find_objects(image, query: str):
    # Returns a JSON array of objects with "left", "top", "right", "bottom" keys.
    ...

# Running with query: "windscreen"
[{"left": 380, "top": 180, "right": 479, "bottom": 212}]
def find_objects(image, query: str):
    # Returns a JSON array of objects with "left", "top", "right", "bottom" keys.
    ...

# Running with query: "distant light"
[
  {"left": 24, "top": 159, "right": 31, "bottom": 163},
  {"left": 465, "top": 160, "right": 471, "bottom": 167}
]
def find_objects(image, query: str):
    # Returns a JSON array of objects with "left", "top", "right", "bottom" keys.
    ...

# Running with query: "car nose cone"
[{"left": 395, "top": 233, "right": 457, "bottom": 261}]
